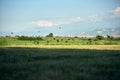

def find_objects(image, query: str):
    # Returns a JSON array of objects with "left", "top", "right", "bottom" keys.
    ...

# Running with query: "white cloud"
[
  {"left": 109, "top": 6, "right": 120, "bottom": 17},
  {"left": 88, "top": 15, "right": 102, "bottom": 23},
  {"left": 32, "top": 20, "right": 70, "bottom": 27},
  {"left": 72, "top": 17, "right": 82, "bottom": 22},
  {"left": 88, "top": 7, "right": 120, "bottom": 24},
  {"left": 32, "top": 20, "right": 54, "bottom": 27},
  {"left": 32, "top": 17, "right": 83, "bottom": 27},
  {"left": 97, "top": 31, "right": 103, "bottom": 34},
  {"left": 114, "top": 7, "right": 120, "bottom": 17}
]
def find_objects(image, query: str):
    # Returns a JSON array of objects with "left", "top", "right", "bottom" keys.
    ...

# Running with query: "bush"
[
  {"left": 34, "top": 40, "right": 39, "bottom": 45},
  {"left": 46, "top": 33, "right": 53, "bottom": 37},
  {"left": 107, "top": 35, "right": 113, "bottom": 40},
  {"left": 61, "top": 39, "right": 63, "bottom": 41},
  {"left": 53, "top": 38, "right": 56, "bottom": 40},
  {"left": 47, "top": 41, "right": 49, "bottom": 44},
  {"left": 65, "top": 41, "right": 68, "bottom": 43},
  {"left": 17, "top": 36, "right": 42, "bottom": 41},
  {"left": 87, "top": 38, "right": 92, "bottom": 45},
  {"left": 96, "top": 35, "right": 104, "bottom": 40},
  {"left": 57, "top": 39, "right": 59, "bottom": 42}
]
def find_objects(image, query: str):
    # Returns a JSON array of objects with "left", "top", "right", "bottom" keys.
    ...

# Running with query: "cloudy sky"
[{"left": 0, "top": 0, "right": 120, "bottom": 36}]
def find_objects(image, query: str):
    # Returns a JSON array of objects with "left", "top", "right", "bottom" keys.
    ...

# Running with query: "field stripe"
[{"left": 0, "top": 45, "right": 120, "bottom": 50}]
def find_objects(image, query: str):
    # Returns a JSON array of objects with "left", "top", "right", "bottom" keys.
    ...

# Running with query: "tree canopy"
[{"left": 46, "top": 33, "right": 54, "bottom": 37}]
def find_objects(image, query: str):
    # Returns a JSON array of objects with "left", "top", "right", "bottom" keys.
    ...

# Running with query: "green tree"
[
  {"left": 96, "top": 35, "right": 104, "bottom": 40},
  {"left": 46, "top": 33, "right": 53, "bottom": 37},
  {"left": 107, "top": 35, "right": 113, "bottom": 40}
]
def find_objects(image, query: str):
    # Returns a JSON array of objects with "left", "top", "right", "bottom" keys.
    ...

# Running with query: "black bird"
[
  {"left": 11, "top": 32, "right": 13, "bottom": 34},
  {"left": 59, "top": 27, "right": 61, "bottom": 29}
]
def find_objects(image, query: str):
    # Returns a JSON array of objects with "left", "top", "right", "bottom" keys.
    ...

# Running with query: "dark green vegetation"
[
  {"left": 46, "top": 33, "right": 54, "bottom": 37},
  {"left": 0, "top": 35, "right": 120, "bottom": 46},
  {"left": 0, "top": 47, "right": 120, "bottom": 80}
]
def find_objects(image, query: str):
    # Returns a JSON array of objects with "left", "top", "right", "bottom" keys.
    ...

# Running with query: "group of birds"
[
  {"left": 37, "top": 27, "right": 62, "bottom": 33},
  {"left": 10, "top": 27, "right": 62, "bottom": 35}
]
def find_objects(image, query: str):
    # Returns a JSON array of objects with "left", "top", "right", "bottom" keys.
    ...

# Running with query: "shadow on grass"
[{"left": 0, "top": 47, "right": 120, "bottom": 80}]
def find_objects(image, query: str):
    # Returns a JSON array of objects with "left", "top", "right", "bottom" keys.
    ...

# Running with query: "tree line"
[{"left": 17, "top": 36, "right": 42, "bottom": 41}]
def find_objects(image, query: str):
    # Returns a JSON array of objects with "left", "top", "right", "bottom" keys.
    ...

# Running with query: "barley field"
[{"left": 0, "top": 47, "right": 120, "bottom": 80}]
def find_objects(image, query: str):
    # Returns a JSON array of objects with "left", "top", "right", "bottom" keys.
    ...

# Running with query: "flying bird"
[
  {"left": 59, "top": 27, "right": 61, "bottom": 29},
  {"left": 11, "top": 32, "right": 13, "bottom": 34}
]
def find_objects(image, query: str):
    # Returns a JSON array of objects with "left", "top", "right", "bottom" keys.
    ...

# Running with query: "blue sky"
[{"left": 0, "top": 0, "right": 120, "bottom": 36}]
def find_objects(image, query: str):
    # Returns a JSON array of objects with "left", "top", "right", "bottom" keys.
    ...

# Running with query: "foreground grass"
[{"left": 0, "top": 47, "right": 120, "bottom": 80}]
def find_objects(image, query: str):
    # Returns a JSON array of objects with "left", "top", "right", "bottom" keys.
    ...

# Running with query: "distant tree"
[
  {"left": 96, "top": 35, "right": 104, "bottom": 40},
  {"left": 65, "top": 41, "right": 68, "bottom": 43},
  {"left": 5, "top": 35, "right": 10, "bottom": 37},
  {"left": 61, "top": 39, "right": 63, "bottom": 41},
  {"left": 107, "top": 35, "right": 110, "bottom": 38},
  {"left": 110, "top": 36, "right": 113, "bottom": 40},
  {"left": 57, "top": 39, "right": 59, "bottom": 42},
  {"left": 53, "top": 38, "right": 56, "bottom": 40},
  {"left": 17, "top": 36, "right": 42, "bottom": 41},
  {"left": 46, "top": 41, "right": 49, "bottom": 44},
  {"left": 46, "top": 33, "right": 53, "bottom": 37},
  {"left": 74, "top": 36, "right": 78, "bottom": 38},
  {"left": 68, "top": 38, "right": 70, "bottom": 40},
  {"left": 107, "top": 35, "right": 113, "bottom": 40},
  {"left": 87, "top": 38, "right": 92, "bottom": 45},
  {"left": 34, "top": 40, "right": 39, "bottom": 45}
]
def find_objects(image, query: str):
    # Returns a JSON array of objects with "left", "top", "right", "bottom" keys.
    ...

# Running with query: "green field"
[
  {"left": 0, "top": 36, "right": 120, "bottom": 46},
  {"left": 0, "top": 36, "right": 120, "bottom": 80},
  {"left": 0, "top": 47, "right": 120, "bottom": 80}
]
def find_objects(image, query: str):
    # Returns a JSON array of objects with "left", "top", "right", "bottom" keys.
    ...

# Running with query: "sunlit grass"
[
  {"left": 0, "top": 45, "right": 120, "bottom": 50},
  {"left": 0, "top": 37, "right": 120, "bottom": 46}
]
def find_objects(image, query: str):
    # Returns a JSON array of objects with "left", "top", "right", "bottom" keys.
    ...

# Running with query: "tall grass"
[{"left": 0, "top": 47, "right": 120, "bottom": 80}]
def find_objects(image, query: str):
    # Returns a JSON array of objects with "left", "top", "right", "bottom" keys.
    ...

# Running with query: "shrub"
[
  {"left": 34, "top": 40, "right": 39, "bottom": 45},
  {"left": 107, "top": 35, "right": 113, "bottom": 40},
  {"left": 57, "top": 39, "right": 59, "bottom": 42},
  {"left": 47, "top": 41, "right": 49, "bottom": 44},
  {"left": 87, "top": 38, "right": 92, "bottom": 45},
  {"left": 17, "top": 36, "right": 42, "bottom": 41},
  {"left": 96, "top": 35, "right": 104, "bottom": 40},
  {"left": 68, "top": 39, "right": 70, "bottom": 40},
  {"left": 65, "top": 41, "right": 68, "bottom": 43},
  {"left": 46, "top": 33, "right": 53, "bottom": 37},
  {"left": 61, "top": 39, "right": 63, "bottom": 41},
  {"left": 53, "top": 38, "right": 56, "bottom": 40}
]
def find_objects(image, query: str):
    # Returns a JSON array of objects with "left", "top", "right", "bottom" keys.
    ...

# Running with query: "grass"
[
  {"left": 1, "top": 45, "right": 120, "bottom": 50},
  {"left": 0, "top": 47, "right": 120, "bottom": 80},
  {"left": 0, "top": 37, "right": 120, "bottom": 46},
  {"left": 0, "top": 37, "right": 120, "bottom": 80}
]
